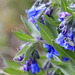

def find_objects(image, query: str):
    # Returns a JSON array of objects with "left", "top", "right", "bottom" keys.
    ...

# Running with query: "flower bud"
[
  {"left": 62, "top": 29, "right": 67, "bottom": 35},
  {"left": 23, "top": 64, "right": 30, "bottom": 72},
  {"left": 18, "top": 56, "right": 24, "bottom": 61}
]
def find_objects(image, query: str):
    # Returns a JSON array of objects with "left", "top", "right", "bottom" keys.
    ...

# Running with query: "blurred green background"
[{"left": 0, "top": 0, "right": 34, "bottom": 69}]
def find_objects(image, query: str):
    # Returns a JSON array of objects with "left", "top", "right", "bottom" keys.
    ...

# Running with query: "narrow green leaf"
[
  {"left": 3, "top": 59, "right": 19, "bottom": 68},
  {"left": 61, "top": 0, "right": 69, "bottom": 11},
  {"left": 46, "top": 67, "right": 58, "bottom": 72},
  {"left": 53, "top": 42, "right": 75, "bottom": 62},
  {"left": 36, "top": 21, "right": 52, "bottom": 45},
  {"left": 67, "top": 7, "right": 75, "bottom": 12},
  {"left": 55, "top": 0, "right": 61, "bottom": 5},
  {"left": 40, "top": 56, "right": 47, "bottom": 59},
  {"left": 14, "top": 43, "right": 30, "bottom": 59},
  {"left": 21, "top": 15, "right": 41, "bottom": 37},
  {"left": 17, "top": 29, "right": 25, "bottom": 34},
  {"left": 23, "top": 43, "right": 35, "bottom": 61},
  {"left": 66, "top": 8, "right": 73, "bottom": 15},
  {"left": 51, "top": 60, "right": 75, "bottom": 75},
  {"left": 44, "top": 14, "right": 58, "bottom": 39},
  {"left": 4, "top": 67, "right": 26, "bottom": 75},
  {"left": 13, "top": 31, "right": 37, "bottom": 43},
  {"left": 53, "top": 55, "right": 61, "bottom": 62}
]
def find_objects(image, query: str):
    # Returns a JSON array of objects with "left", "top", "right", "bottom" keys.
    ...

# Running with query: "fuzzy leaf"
[
  {"left": 13, "top": 31, "right": 37, "bottom": 43},
  {"left": 14, "top": 43, "right": 36, "bottom": 62},
  {"left": 21, "top": 15, "right": 41, "bottom": 37},
  {"left": 36, "top": 21, "right": 53, "bottom": 45},
  {"left": 51, "top": 60, "right": 75, "bottom": 75},
  {"left": 3, "top": 59, "right": 19, "bottom": 68},
  {"left": 4, "top": 67, "right": 26, "bottom": 75},
  {"left": 44, "top": 14, "right": 58, "bottom": 39},
  {"left": 53, "top": 42, "right": 75, "bottom": 62},
  {"left": 61, "top": 0, "right": 70, "bottom": 12}
]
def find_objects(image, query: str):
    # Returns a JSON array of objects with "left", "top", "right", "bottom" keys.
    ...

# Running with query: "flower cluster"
[
  {"left": 12, "top": 1, "right": 75, "bottom": 75},
  {"left": 18, "top": 44, "right": 40, "bottom": 74},
  {"left": 23, "top": 59, "right": 40, "bottom": 74},
  {"left": 55, "top": 11, "right": 75, "bottom": 51},
  {"left": 25, "top": 1, "right": 71, "bottom": 62},
  {"left": 25, "top": 3, "right": 52, "bottom": 30},
  {"left": 25, "top": 3, "right": 46, "bottom": 24}
]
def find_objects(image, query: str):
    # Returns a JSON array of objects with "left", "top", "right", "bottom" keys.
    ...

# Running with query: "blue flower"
[
  {"left": 30, "top": 63, "right": 40, "bottom": 74},
  {"left": 25, "top": 6, "right": 44, "bottom": 24},
  {"left": 58, "top": 12, "right": 70, "bottom": 22},
  {"left": 35, "top": 24, "right": 39, "bottom": 30},
  {"left": 62, "top": 57, "right": 69, "bottom": 62},
  {"left": 69, "top": 3, "right": 75, "bottom": 7},
  {"left": 23, "top": 59, "right": 31, "bottom": 72},
  {"left": 55, "top": 30, "right": 75, "bottom": 51},
  {"left": 43, "top": 43, "right": 59, "bottom": 59},
  {"left": 46, "top": 52, "right": 53, "bottom": 59},
  {"left": 23, "top": 64, "right": 30, "bottom": 72},
  {"left": 56, "top": 12, "right": 75, "bottom": 51},
  {"left": 23, "top": 59, "right": 40, "bottom": 74},
  {"left": 18, "top": 56, "right": 24, "bottom": 61},
  {"left": 25, "top": 7, "right": 41, "bottom": 19},
  {"left": 30, "top": 59, "right": 40, "bottom": 74},
  {"left": 25, "top": 5, "right": 45, "bottom": 31},
  {"left": 43, "top": 43, "right": 69, "bottom": 62}
]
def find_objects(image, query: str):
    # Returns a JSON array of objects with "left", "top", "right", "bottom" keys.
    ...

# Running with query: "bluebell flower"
[
  {"left": 18, "top": 56, "right": 24, "bottom": 61},
  {"left": 23, "top": 58, "right": 40, "bottom": 74},
  {"left": 43, "top": 43, "right": 70, "bottom": 61},
  {"left": 25, "top": 7, "right": 42, "bottom": 19},
  {"left": 58, "top": 12, "right": 70, "bottom": 22},
  {"left": 25, "top": 5, "right": 45, "bottom": 24},
  {"left": 55, "top": 29, "right": 75, "bottom": 51},
  {"left": 55, "top": 33, "right": 65, "bottom": 45},
  {"left": 55, "top": 11, "right": 75, "bottom": 51},
  {"left": 62, "top": 57, "right": 69, "bottom": 62},
  {"left": 69, "top": 3, "right": 75, "bottom": 7},
  {"left": 23, "top": 64, "right": 30, "bottom": 72},
  {"left": 23, "top": 59, "right": 31, "bottom": 72},
  {"left": 43, "top": 43, "right": 59, "bottom": 59},
  {"left": 30, "top": 63, "right": 40, "bottom": 74},
  {"left": 46, "top": 52, "right": 53, "bottom": 59},
  {"left": 25, "top": 5, "right": 46, "bottom": 31}
]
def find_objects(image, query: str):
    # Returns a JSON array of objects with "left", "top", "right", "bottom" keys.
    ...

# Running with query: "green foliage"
[
  {"left": 44, "top": 14, "right": 58, "bottom": 39},
  {"left": 2, "top": 0, "right": 75, "bottom": 75},
  {"left": 36, "top": 21, "right": 52, "bottom": 45},
  {"left": 61, "top": 0, "right": 69, "bottom": 11},
  {"left": 53, "top": 42, "right": 75, "bottom": 62},
  {"left": 14, "top": 43, "right": 36, "bottom": 62},
  {"left": 21, "top": 16, "right": 41, "bottom": 37},
  {"left": 3, "top": 59, "right": 19, "bottom": 68},
  {"left": 13, "top": 31, "right": 38, "bottom": 43},
  {"left": 51, "top": 57, "right": 75, "bottom": 75},
  {"left": 4, "top": 67, "right": 26, "bottom": 75}
]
